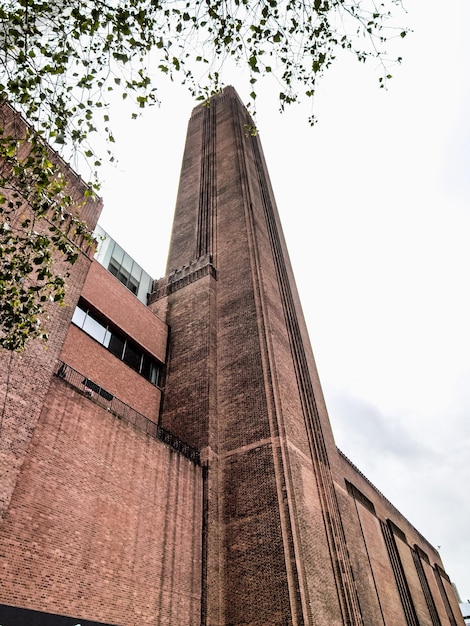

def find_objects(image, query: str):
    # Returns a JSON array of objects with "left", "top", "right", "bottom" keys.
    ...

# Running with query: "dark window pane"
[
  {"left": 140, "top": 355, "right": 150, "bottom": 378},
  {"left": 141, "top": 355, "right": 160, "bottom": 385},
  {"left": 108, "top": 259, "right": 120, "bottom": 277},
  {"left": 123, "top": 341, "right": 141, "bottom": 371},
  {"left": 108, "top": 333, "right": 125, "bottom": 359},
  {"left": 149, "top": 363, "right": 159, "bottom": 386},
  {"left": 128, "top": 276, "right": 139, "bottom": 294},
  {"left": 109, "top": 258, "right": 133, "bottom": 291},
  {"left": 116, "top": 268, "right": 130, "bottom": 286}
]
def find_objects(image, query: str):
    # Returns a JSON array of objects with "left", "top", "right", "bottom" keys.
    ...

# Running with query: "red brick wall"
[
  {"left": 334, "top": 484, "right": 392, "bottom": 626},
  {"left": 441, "top": 576, "right": 464, "bottom": 625},
  {"left": 423, "top": 559, "right": 452, "bottom": 625},
  {"left": 0, "top": 378, "right": 203, "bottom": 625},
  {"left": 151, "top": 273, "right": 216, "bottom": 448},
  {"left": 60, "top": 324, "right": 161, "bottom": 421},
  {"left": 0, "top": 103, "right": 102, "bottom": 518},
  {"left": 395, "top": 537, "right": 433, "bottom": 625},
  {"left": 336, "top": 452, "right": 464, "bottom": 626},
  {"left": 355, "top": 504, "right": 407, "bottom": 626}
]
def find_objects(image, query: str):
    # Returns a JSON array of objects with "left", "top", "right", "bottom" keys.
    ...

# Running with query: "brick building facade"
[{"left": 0, "top": 90, "right": 463, "bottom": 625}]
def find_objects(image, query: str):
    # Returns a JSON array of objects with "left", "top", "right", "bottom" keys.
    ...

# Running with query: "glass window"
[
  {"left": 127, "top": 275, "right": 139, "bottom": 295},
  {"left": 110, "top": 243, "right": 124, "bottom": 266},
  {"left": 120, "top": 252, "right": 133, "bottom": 275},
  {"left": 108, "top": 258, "right": 121, "bottom": 278},
  {"left": 82, "top": 314, "right": 107, "bottom": 344},
  {"left": 149, "top": 362, "right": 159, "bottom": 386},
  {"left": 93, "top": 226, "right": 152, "bottom": 304},
  {"left": 131, "top": 262, "right": 142, "bottom": 283},
  {"left": 141, "top": 355, "right": 153, "bottom": 380},
  {"left": 108, "top": 333, "right": 125, "bottom": 359},
  {"left": 103, "top": 328, "right": 112, "bottom": 348},
  {"left": 72, "top": 306, "right": 86, "bottom": 328},
  {"left": 140, "top": 354, "right": 160, "bottom": 385},
  {"left": 123, "top": 341, "right": 142, "bottom": 372}
]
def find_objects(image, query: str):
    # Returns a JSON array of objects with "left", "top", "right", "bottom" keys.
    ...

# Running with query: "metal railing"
[{"left": 55, "top": 360, "right": 200, "bottom": 465}]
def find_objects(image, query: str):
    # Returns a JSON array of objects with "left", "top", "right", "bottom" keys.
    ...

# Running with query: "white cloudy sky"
[{"left": 94, "top": 0, "right": 470, "bottom": 601}]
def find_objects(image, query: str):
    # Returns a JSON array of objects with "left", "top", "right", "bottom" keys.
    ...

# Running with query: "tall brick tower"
[{"left": 150, "top": 86, "right": 362, "bottom": 625}]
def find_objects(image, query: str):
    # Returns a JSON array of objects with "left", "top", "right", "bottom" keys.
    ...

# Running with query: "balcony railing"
[{"left": 55, "top": 360, "right": 200, "bottom": 465}]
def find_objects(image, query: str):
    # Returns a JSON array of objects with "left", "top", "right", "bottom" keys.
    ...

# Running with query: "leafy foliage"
[
  {"left": 0, "top": 117, "right": 94, "bottom": 350},
  {"left": 0, "top": 0, "right": 407, "bottom": 147},
  {"left": 0, "top": 0, "right": 407, "bottom": 350}
]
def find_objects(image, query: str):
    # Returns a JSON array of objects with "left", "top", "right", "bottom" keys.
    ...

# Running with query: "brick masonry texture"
[
  {"left": 60, "top": 324, "right": 162, "bottom": 421},
  {"left": 82, "top": 261, "right": 168, "bottom": 363},
  {"left": 0, "top": 379, "right": 203, "bottom": 625},
  {"left": 0, "top": 102, "right": 102, "bottom": 520},
  {"left": 61, "top": 261, "right": 167, "bottom": 421},
  {"left": 0, "top": 92, "right": 464, "bottom": 626}
]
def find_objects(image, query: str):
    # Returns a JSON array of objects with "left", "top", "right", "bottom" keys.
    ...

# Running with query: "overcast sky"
[{"left": 95, "top": 0, "right": 470, "bottom": 601}]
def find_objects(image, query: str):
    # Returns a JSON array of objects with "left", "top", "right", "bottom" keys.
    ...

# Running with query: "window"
[
  {"left": 141, "top": 355, "right": 159, "bottom": 385},
  {"left": 93, "top": 225, "right": 153, "bottom": 304},
  {"left": 108, "top": 333, "right": 125, "bottom": 359},
  {"left": 82, "top": 314, "right": 110, "bottom": 345},
  {"left": 71, "top": 301, "right": 162, "bottom": 387},
  {"left": 123, "top": 341, "right": 141, "bottom": 371},
  {"left": 108, "top": 257, "right": 139, "bottom": 295}
]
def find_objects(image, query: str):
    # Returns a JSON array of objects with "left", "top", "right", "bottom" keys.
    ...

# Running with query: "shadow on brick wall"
[{"left": 0, "top": 604, "right": 117, "bottom": 626}]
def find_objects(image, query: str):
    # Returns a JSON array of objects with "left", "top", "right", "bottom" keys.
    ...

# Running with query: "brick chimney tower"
[{"left": 149, "top": 86, "right": 362, "bottom": 625}]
